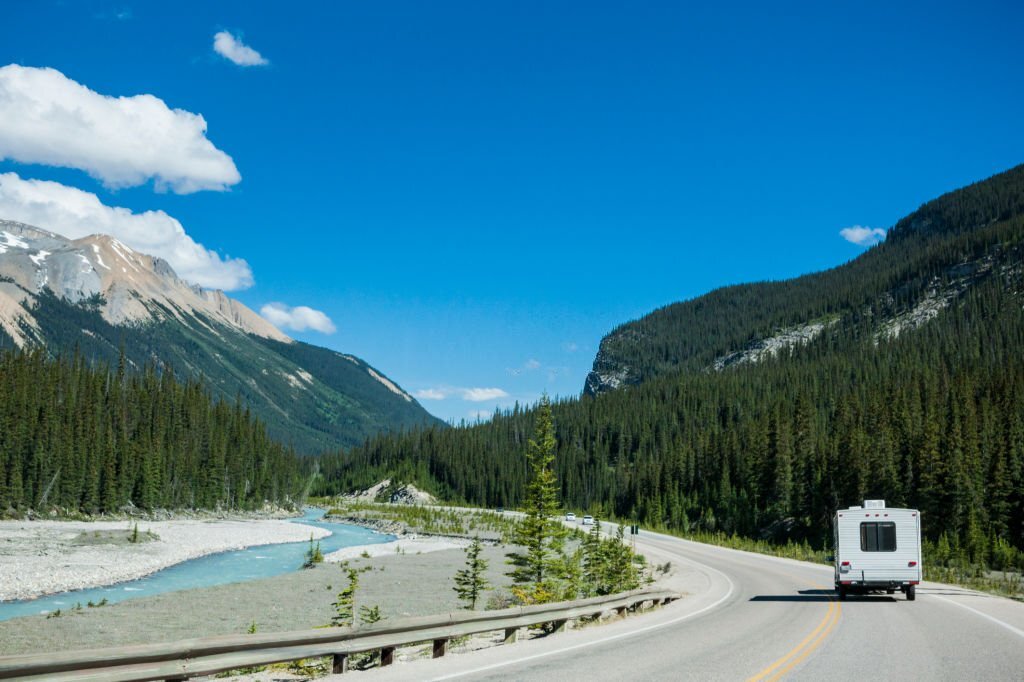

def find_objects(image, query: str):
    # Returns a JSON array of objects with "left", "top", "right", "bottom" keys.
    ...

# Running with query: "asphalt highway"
[{"left": 346, "top": 527, "right": 1024, "bottom": 682}]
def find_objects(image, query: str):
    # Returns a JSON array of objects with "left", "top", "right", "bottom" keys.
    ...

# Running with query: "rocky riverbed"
[{"left": 0, "top": 517, "right": 331, "bottom": 602}]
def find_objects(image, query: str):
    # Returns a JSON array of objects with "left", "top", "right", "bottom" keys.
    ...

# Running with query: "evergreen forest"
[
  {"left": 317, "top": 164, "right": 1024, "bottom": 570},
  {"left": 0, "top": 349, "right": 308, "bottom": 514}
]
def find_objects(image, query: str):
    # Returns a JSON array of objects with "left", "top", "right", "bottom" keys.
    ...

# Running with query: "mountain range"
[{"left": 0, "top": 220, "right": 439, "bottom": 453}]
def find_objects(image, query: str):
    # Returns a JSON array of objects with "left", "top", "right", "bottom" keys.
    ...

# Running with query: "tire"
[
  {"left": 837, "top": 585, "right": 847, "bottom": 601},
  {"left": 906, "top": 584, "right": 916, "bottom": 601}
]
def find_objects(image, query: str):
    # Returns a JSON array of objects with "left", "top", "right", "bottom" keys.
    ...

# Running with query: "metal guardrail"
[{"left": 0, "top": 588, "right": 679, "bottom": 681}]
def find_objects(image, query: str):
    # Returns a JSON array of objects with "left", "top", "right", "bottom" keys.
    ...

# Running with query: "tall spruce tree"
[{"left": 506, "top": 395, "right": 566, "bottom": 604}]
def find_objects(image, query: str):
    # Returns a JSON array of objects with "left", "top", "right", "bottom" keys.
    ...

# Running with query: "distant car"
[
  {"left": 565, "top": 512, "right": 576, "bottom": 522},
  {"left": 582, "top": 515, "right": 594, "bottom": 525}
]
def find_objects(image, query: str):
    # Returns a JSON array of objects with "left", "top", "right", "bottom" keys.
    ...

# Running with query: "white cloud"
[
  {"left": 260, "top": 302, "right": 336, "bottom": 334},
  {"left": 840, "top": 225, "right": 887, "bottom": 246},
  {"left": 0, "top": 64, "right": 240, "bottom": 193},
  {"left": 461, "top": 387, "right": 509, "bottom": 402},
  {"left": 410, "top": 386, "right": 510, "bottom": 402},
  {"left": 414, "top": 388, "right": 446, "bottom": 400},
  {"left": 213, "top": 31, "right": 269, "bottom": 67},
  {"left": 0, "top": 172, "right": 252, "bottom": 289},
  {"left": 508, "top": 358, "right": 542, "bottom": 375}
]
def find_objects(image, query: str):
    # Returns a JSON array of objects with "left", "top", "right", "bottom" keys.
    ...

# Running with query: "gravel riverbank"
[
  {"left": 0, "top": 518, "right": 331, "bottom": 602},
  {"left": 0, "top": 541, "right": 512, "bottom": 656}
]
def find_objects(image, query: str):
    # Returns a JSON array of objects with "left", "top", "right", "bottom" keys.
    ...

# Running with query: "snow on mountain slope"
[{"left": 0, "top": 220, "right": 288, "bottom": 346}]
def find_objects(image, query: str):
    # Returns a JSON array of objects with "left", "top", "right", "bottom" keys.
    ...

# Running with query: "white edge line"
[
  {"left": 930, "top": 594, "right": 1024, "bottom": 639},
  {"left": 430, "top": 550, "right": 737, "bottom": 681}
]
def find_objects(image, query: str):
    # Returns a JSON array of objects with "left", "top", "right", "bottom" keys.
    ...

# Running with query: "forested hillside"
[
  {"left": 317, "top": 165, "right": 1024, "bottom": 567},
  {"left": 0, "top": 349, "right": 308, "bottom": 515},
  {"left": 586, "top": 162, "right": 1024, "bottom": 394}
]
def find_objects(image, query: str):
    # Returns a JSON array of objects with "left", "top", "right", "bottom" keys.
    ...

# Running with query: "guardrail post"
[
  {"left": 381, "top": 647, "right": 396, "bottom": 666},
  {"left": 332, "top": 653, "right": 349, "bottom": 674},
  {"left": 433, "top": 638, "right": 447, "bottom": 658},
  {"left": 551, "top": 619, "right": 568, "bottom": 633},
  {"left": 615, "top": 605, "right": 628, "bottom": 618},
  {"left": 504, "top": 627, "right": 518, "bottom": 643}
]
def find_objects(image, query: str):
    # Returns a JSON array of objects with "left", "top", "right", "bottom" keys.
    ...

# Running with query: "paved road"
[{"left": 344, "top": 528, "right": 1024, "bottom": 681}]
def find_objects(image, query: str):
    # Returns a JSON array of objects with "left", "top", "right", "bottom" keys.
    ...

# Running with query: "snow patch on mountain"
[
  {"left": 1, "top": 230, "right": 29, "bottom": 253},
  {"left": 91, "top": 244, "right": 110, "bottom": 270}
]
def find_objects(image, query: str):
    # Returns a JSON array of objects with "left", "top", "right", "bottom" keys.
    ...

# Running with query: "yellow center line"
[
  {"left": 765, "top": 596, "right": 841, "bottom": 681},
  {"left": 747, "top": 584, "right": 842, "bottom": 682}
]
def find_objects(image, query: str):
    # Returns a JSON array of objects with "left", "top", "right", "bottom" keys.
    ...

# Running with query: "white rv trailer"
[{"left": 833, "top": 500, "right": 922, "bottom": 601}]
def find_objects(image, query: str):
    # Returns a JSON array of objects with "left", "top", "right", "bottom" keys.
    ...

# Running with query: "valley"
[{"left": 3, "top": 6, "right": 1024, "bottom": 677}]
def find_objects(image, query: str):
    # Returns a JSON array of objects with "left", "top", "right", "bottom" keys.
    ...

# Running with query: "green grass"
[{"left": 319, "top": 499, "right": 522, "bottom": 543}]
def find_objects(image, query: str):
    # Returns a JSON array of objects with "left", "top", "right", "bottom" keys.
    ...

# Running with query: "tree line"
[
  {"left": 0, "top": 349, "right": 308, "bottom": 514},
  {"left": 317, "top": 259, "right": 1024, "bottom": 571}
]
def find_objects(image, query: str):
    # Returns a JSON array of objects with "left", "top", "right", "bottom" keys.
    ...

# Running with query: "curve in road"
[{"left": 339, "top": 527, "right": 1024, "bottom": 681}]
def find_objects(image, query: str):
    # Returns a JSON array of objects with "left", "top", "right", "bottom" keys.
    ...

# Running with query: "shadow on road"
[
  {"left": 750, "top": 589, "right": 834, "bottom": 602},
  {"left": 750, "top": 588, "right": 898, "bottom": 603}
]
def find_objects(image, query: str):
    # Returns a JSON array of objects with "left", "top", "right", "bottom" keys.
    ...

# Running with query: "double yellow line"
[{"left": 747, "top": 587, "right": 842, "bottom": 682}]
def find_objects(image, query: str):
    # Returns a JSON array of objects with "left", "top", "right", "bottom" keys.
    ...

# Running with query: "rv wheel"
[
  {"left": 906, "top": 584, "right": 916, "bottom": 601},
  {"left": 837, "top": 585, "right": 847, "bottom": 601}
]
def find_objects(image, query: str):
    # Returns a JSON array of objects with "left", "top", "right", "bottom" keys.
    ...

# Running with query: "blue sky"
[{"left": 2, "top": 1, "right": 1023, "bottom": 422}]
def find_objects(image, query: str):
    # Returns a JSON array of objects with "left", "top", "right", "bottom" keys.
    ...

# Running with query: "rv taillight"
[{"left": 908, "top": 561, "right": 917, "bottom": 567}]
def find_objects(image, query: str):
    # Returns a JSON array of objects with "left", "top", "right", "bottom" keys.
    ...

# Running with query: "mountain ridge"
[
  {"left": 0, "top": 220, "right": 440, "bottom": 453},
  {"left": 584, "top": 162, "right": 1024, "bottom": 395}
]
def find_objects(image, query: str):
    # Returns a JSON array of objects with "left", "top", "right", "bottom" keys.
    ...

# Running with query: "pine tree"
[
  {"left": 506, "top": 396, "right": 565, "bottom": 603},
  {"left": 581, "top": 519, "right": 606, "bottom": 597},
  {"left": 453, "top": 536, "right": 489, "bottom": 609},
  {"left": 331, "top": 564, "right": 359, "bottom": 627}
]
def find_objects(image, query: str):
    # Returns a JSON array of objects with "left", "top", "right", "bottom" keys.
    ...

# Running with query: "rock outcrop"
[{"left": 0, "top": 220, "right": 288, "bottom": 346}]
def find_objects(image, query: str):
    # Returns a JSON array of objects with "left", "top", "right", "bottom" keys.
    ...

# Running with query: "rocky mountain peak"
[{"left": 0, "top": 219, "right": 289, "bottom": 346}]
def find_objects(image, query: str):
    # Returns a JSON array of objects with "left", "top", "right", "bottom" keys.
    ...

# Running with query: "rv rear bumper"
[{"left": 837, "top": 580, "right": 919, "bottom": 590}]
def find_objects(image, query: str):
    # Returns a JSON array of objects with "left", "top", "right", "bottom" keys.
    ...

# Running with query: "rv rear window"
[{"left": 860, "top": 522, "right": 897, "bottom": 552}]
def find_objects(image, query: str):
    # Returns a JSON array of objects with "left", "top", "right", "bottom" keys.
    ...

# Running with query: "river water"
[{"left": 0, "top": 508, "right": 394, "bottom": 622}]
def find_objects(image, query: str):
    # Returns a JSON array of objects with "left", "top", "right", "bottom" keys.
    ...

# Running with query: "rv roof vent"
[{"left": 864, "top": 499, "right": 886, "bottom": 509}]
